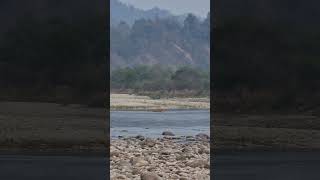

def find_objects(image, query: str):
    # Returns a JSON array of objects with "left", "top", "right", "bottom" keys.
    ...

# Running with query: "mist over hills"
[
  {"left": 110, "top": 0, "right": 210, "bottom": 69},
  {"left": 110, "top": 0, "right": 188, "bottom": 26},
  {"left": 111, "top": 13, "right": 210, "bottom": 69}
]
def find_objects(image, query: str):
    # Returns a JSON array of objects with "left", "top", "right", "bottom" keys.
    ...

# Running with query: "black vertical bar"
[
  {"left": 106, "top": 0, "right": 111, "bottom": 179},
  {"left": 210, "top": 1, "right": 215, "bottom": 179}
]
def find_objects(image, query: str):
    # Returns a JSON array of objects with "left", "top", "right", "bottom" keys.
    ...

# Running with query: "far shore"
[{"left": 110, "top": 93, "right": 210, "bottom": 111}]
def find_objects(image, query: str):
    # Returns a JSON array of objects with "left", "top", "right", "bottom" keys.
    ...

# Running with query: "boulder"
[
  {"left": 140, "top": 172, "right": 162, "bottom": 180},
  {"left": 195, "top": 133, "right": 209, "bottom": 140},
  {"left": 187, "top": 159, "right": 209, "bottom": 168},
  {"left": 160, "top": 149, "right": 172, "bottom": 155},
  {"left": 140, "top": 138, "right": 157, "bottom": 147},
  {"left": 135, "top": 135, "right": 145, "bottom": 141},
  {"left": 130, "top": 157, "right": 148, "bottom": 167},
  {"left": 162, "top": 131, "right": 175, "bottom": 136}
]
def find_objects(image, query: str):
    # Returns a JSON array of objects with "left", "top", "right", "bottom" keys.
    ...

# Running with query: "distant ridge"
[
  {"left": 111, "top": 0, "right": 187, "bottom": 26},
  {"left": 111, "top": 13, "right": 210, "bottom": 69}
]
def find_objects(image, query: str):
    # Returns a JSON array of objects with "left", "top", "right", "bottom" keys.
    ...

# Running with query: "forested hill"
[
  {"left": 111, "top": 13, "right": 210, "bottom": 69},
  {"left": 110, "top": 0, "right": 187, "bottom": 26}
]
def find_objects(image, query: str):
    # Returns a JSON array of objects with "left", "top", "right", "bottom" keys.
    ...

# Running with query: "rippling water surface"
[{"left": 111, "top": 110, "right": 210, "bottom": 138}]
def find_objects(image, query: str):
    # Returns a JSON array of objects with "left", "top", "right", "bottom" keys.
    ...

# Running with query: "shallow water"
[{"left": 110, "top": 110, "right": 210, "bottom": 138}]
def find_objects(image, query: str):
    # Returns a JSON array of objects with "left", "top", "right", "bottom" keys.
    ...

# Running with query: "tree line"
[{"left": 111, "top": 65, "right": 209, "bottom": 97}]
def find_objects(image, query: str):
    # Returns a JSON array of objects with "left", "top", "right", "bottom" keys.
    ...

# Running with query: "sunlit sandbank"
[{"left": 111, "top": 93, "right": 209, "bottom": 111}]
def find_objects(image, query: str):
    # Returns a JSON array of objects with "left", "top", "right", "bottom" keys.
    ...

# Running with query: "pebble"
[
  {"left": 136, "top": 135, "right": 146, "bottom": 141},
  {"left": 140, "top": 172, "right": 162, "bottom": 180},
  {"left": 195, "top": 133, "right": 210, "bottom": 141},
  {"left": 110, "top": 136, "right": 210, "bottom": 180}
]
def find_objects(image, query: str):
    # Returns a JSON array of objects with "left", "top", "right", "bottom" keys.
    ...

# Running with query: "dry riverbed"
[
  {"left": 111, "top": 94, "right": 209, "bottom": 111},
  {"left": 111, "top": 136, "right": 210, "bottom": 180}
]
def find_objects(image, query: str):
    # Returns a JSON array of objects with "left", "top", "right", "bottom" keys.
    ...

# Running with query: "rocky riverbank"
[{"left": 110, "top": 135, "right": 210, "bottom": 180}]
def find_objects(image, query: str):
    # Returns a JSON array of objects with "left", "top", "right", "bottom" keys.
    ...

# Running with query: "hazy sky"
[{"left": 118, "top": 0, "right": 210, "bottom": 17}]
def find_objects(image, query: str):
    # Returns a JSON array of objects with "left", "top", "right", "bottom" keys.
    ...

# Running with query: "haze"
[{"left": 118, "top": 0, "right": 210, "bottom": 17}]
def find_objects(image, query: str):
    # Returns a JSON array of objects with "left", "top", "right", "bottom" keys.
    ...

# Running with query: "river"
[{"left": 111, "top": 110, "right": 210, "bottom": 138}]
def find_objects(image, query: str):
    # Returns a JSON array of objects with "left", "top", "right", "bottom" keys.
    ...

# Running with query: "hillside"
[
  {"left": 110, "top": 0, "right": 187, "bottom": 26},
  {"left": 111, "top": 13, "right": 210, "bottom": 69}
]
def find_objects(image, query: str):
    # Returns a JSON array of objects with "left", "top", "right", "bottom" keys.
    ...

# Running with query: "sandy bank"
[{"left": 111, "top": 93, "right": 210, "bottom": 111}]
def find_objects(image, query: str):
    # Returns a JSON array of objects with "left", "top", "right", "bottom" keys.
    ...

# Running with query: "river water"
[{"left": 110, "top": 110, "right": 210, "bottom": 138}]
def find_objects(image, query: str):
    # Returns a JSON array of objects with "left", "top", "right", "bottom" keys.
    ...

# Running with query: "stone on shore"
[
  {"left": 135, "top": 135, "right": 145, "bottom": 141},
  {"left": 110, "top": 135, "right": 210, "bottom": 180},
  {"left": 195, "top": 133, "right": 210, "bottom": 140},
  {"left": 162, "top": 131, "right": 175, "bottom": 136},
  {"left": 140, "top": 172, "right": 162, "bottom": 180}
]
